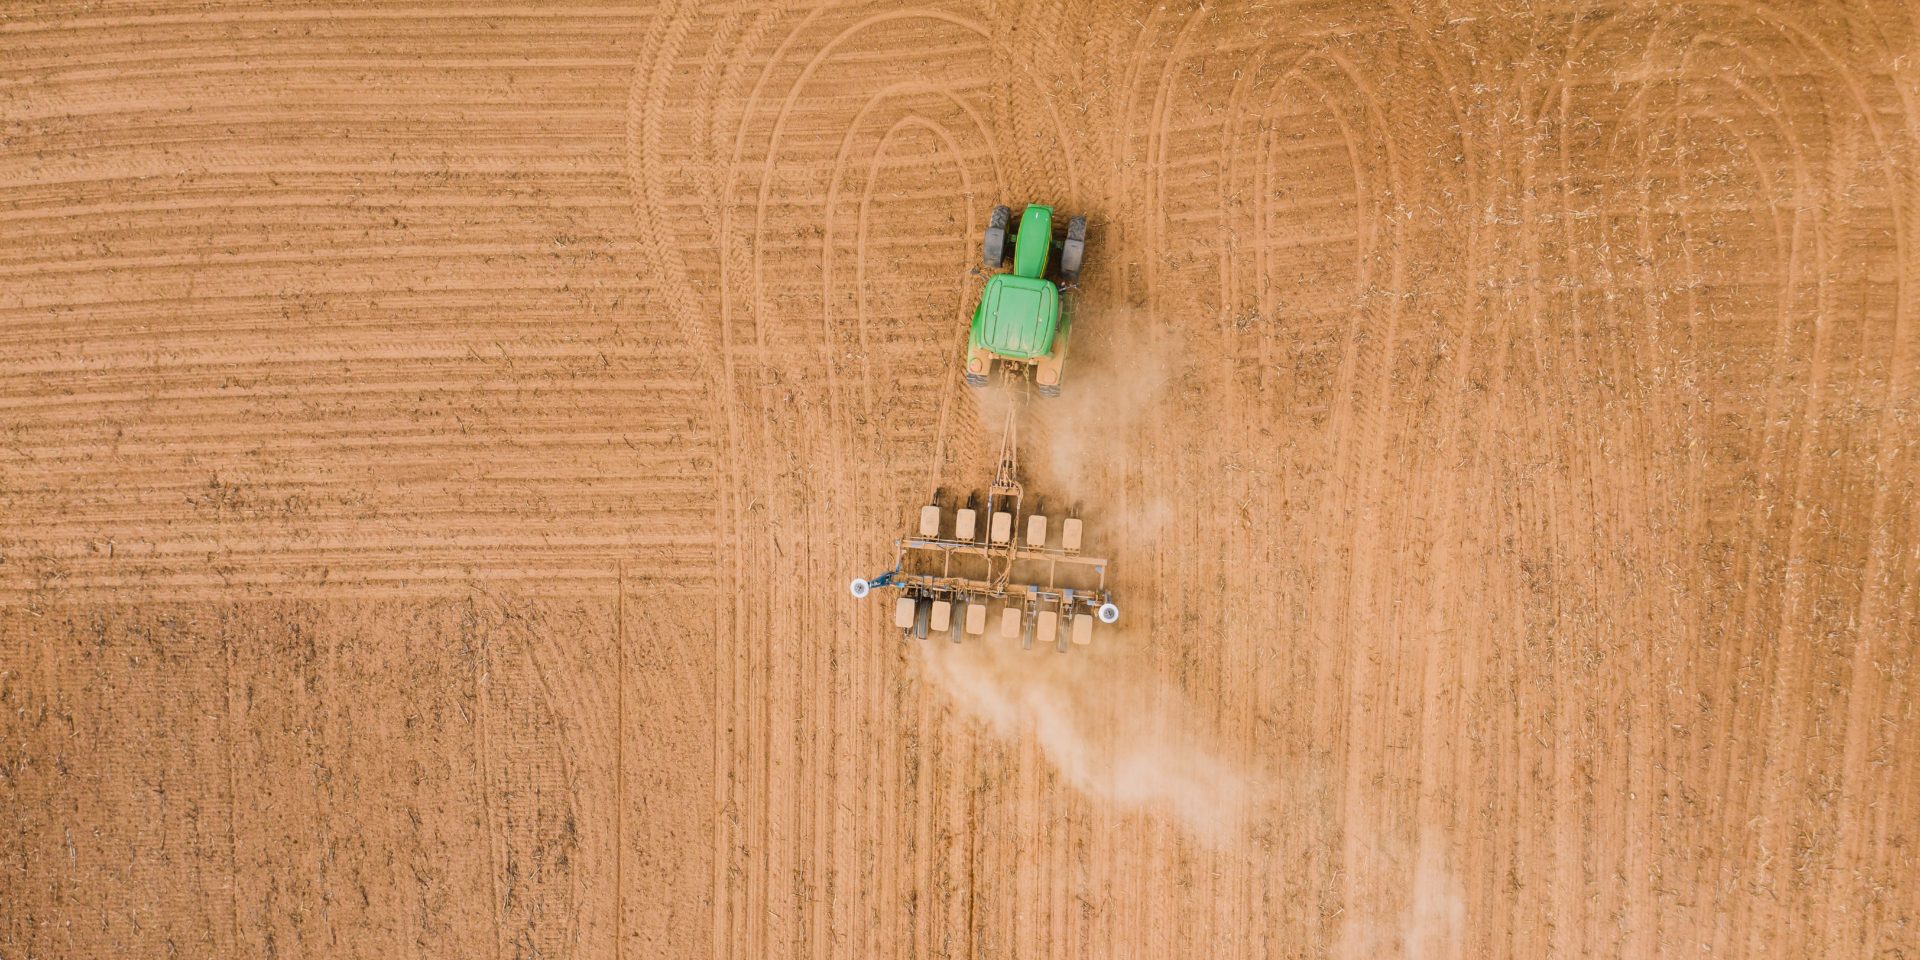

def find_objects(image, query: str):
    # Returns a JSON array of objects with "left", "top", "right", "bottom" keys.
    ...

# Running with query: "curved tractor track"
[{"left": 3, "top": 2, "right": 1918, "bottom": 959}]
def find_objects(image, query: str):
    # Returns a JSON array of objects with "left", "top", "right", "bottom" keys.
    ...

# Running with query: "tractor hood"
[{"left": 974, "top": 274, "right": 1059, "bottom": 359}]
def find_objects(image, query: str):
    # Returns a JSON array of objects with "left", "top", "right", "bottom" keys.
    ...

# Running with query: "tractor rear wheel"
[
  {"left": 1059, "top": 215, "right": 1087, "bottom": 282},
  {"left": 1037, "top": 381, "right": 1061, "bottom": 399},
  {"left": 982, "top": 205, "right": 1010, "bottom": 268}
]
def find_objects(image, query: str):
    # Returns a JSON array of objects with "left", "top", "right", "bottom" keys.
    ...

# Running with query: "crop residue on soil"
[{"left": 4, "top": 2, "right": 1918, "bottom": 959}]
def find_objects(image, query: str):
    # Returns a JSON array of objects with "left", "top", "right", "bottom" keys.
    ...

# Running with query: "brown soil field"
[{"left": 4, "top": 1, "right": 1919, "bottom": 957}]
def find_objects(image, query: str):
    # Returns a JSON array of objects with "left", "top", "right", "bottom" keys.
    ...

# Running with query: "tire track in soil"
[
  {"left": 1115, "top": 8, "right": 1204, "bottom": 951},
  {"left": 626, "top": 4, "right": 770, "bottom": 958},
  {"left": 8, "top": 3, "right": 1920, "bottom": 958},
  {"left": 1543, "top": 17, "right": 1669, "bottom": 955},
  {"left": 1215, "top": 60, "right": 1382, "bottom": 938},
  {"left": 1635, "top": 29, "right": 1797, "bottom": 957},
  {"left": 699, "top": 8, "right": 1012, "bottom": 958}
]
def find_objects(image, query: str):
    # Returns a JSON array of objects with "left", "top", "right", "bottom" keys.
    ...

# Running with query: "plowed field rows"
[{"left": 3, "top": 2, "right": 1917, "bottom": 957}]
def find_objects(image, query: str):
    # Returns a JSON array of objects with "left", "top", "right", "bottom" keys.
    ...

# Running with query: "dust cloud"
[
  {"left": 916, "top": 628, "right": 1469, "bottom": 957},
  {"left": 918, "top": 317, "right": 1262, "bottom": 846},
  {"left": 916, "top": 626, "right": 1263, "bottom": 848},
  {"left": 1028, "top": 306, "right": 1184, "bottom": 496},
  {"left": 923, "top": 305, "right": 1467, "bottom": 950},
  {"left": 1332, "top": 830, "right": 1466, "bottom": 960}
]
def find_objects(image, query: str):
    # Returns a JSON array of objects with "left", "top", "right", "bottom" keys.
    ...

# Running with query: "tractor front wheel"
[
  {"left": 982, "top": 205, "right": 1010, "bottom": 268},
  {"left": 1059, "top": 215, "right": 1087, "bottom": 282}
]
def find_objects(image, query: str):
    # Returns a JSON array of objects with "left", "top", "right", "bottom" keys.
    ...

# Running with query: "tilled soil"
[{"left": 3, "top": 2, "right": 1917, "bottom": 958}]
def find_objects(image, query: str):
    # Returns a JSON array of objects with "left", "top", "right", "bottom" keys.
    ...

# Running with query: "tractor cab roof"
[{"left": 975, "top": 273, "right": 1059, "bottom": 359}]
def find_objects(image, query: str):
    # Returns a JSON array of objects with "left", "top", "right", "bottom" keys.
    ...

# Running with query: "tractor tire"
[
  {"left": 1059, "top": 215, "right": 1087, "bottom": 282},
  {"left": 912, "top": 599, "right": 932, "bottom": 640},
  {"left": 1037, "top": 381, "right": 1062, "bottom": 399},
  {"left": 982, "top": 205, "right": 1010, "bottom": 268},
  {"left": 964, "top": 370, "right": 989, "bottom": 389}
]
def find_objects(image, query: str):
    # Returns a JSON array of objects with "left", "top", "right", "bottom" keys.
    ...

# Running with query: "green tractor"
[{"left": 966, "top": 204, "right": 1087, "bottom": 397}]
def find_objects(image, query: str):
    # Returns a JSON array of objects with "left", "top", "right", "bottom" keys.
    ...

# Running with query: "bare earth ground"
[{"left": 3, "top": 1, "right": 1918, "bottom": 957}]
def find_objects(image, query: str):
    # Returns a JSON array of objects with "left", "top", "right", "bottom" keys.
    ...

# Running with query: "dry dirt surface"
[{"left": 4, "top": 1, "right": 1919, "bottom": 958}]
